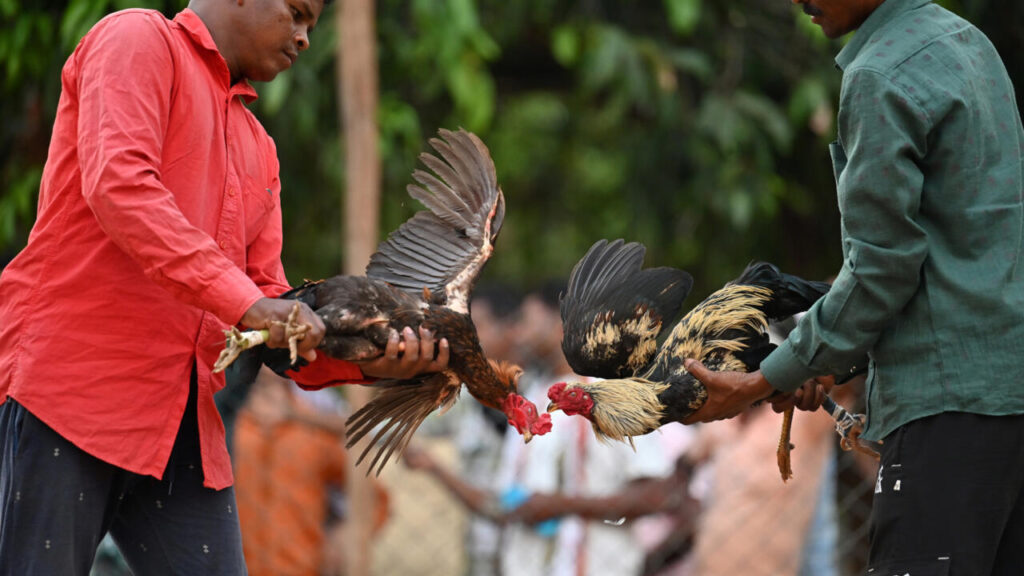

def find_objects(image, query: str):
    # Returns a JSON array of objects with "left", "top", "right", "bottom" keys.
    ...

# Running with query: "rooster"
[
  {"left": 214, "top": 129, "right": 551, "bottom": 475},
  {"left": 546, "top": 239, "right": 840, "bottom": 477}
]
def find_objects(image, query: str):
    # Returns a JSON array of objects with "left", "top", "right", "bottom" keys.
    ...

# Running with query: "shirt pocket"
[
  {"left": 241, "top": 175, "right": 276, "bottom": 243},
  {"left": 823, "top": 242, "right": 859, "bottom": 332},
  {"left": 829, "top": 139, "right": 848, "bottom": 185}
]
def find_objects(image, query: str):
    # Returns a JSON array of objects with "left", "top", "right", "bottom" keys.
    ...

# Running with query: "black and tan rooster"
[
  {"left": 546, "top": 239, "right": 847, "bottom": 479},
  {"left": 214, "top": 128, "right": 551, "bottom": 475}
]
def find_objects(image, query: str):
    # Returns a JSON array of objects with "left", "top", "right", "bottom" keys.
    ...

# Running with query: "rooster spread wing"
[
  {"left": 366, "top": 128, "right": 504, "bottom": 315},
  {"left": 560, "top": 239, "right": 694, "bottom": 379},
  {"left": 345, "top": 372, "right": 462, "bottom": 476}
]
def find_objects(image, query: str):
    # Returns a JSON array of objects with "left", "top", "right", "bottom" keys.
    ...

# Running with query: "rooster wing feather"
[
  {"left": 366, "top": 128, "right": 503, "bottom": 315},
  {"left": 560, "top": 239, "right": 694, "bottom": 379}
]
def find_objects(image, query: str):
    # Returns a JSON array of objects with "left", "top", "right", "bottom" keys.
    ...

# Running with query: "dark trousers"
[
  {"left": 868, "top": 411, "right": 1024, "bottom": 575},
  {"left": 0, "top": 377, "right": 247, "bottom": 576}
]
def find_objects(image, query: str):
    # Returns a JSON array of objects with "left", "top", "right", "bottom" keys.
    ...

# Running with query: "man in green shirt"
[{"left": 684, "top": 0, "right": 1024, "bottom": 573}]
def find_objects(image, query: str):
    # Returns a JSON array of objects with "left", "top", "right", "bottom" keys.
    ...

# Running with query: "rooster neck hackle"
[
  {"left": 425, "top": 305, "right": 520, "bottom": 411},
  {"left": 663, "top": 285, "right": 772, "bottom": 361},
  {"left": 584, "top": 378, "right": 669, "bottom": 443}
]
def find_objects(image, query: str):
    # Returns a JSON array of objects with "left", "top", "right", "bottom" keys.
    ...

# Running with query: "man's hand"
[
  {"left": 241, "top": 297, "right": 325, "bottom": 362},
  {"left": 356, "top": 326, "right": 450, "bottom": 379},
  {"left": 682, "top": 360, "right": 775, "bottom": 424},
  {"left": 769, "top": 374, "right": 834, "bottom": 413}
]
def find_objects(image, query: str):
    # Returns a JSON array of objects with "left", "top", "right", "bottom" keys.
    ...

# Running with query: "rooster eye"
[{"left": 569, "top": 391, "right": 577, "bottom": 398}]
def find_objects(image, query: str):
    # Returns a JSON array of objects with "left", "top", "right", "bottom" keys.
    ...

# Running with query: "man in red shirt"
[{"left": 0, "top": 0, "right": 447, "bottom": 574}]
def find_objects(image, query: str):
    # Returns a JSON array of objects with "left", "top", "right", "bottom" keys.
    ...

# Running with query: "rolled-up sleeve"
[{"left": 761, "top": 68, "right": 931, "bottom": 392}]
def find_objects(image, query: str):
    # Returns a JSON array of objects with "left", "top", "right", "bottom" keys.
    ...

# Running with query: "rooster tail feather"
[{"left": 733, "top": 262, "right": 830, "bottom": 320}]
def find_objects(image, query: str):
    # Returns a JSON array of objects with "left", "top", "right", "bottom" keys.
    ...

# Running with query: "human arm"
[
  {"left": 682, "top": 361, "right": 836, "bottom": 423},
  {"left": 506, "top": 475, "right": 685, "bottom": 525},
  {"left": 402, "top": 444, "right": 503, "bottom": 521},
  {"left": 759, "top": 68, "right": 930, "bottom": 392},
  {"left": 75, "top": 14, "right": 269, "bottom": 326},
  {"left": 687, "top": 69, "right": 929, "bottom": 422}
]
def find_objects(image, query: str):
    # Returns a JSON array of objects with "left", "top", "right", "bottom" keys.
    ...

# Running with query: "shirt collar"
[
  {"left": 835, "top": 0, "right": 933, "bottom": 71},
  {"left": 174, "top": 8, "right": 259, "bottom": 103}
]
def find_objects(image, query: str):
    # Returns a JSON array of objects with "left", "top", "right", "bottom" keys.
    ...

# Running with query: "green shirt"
[{"left": 760, "top": 0, "right": 1024, "bottom": 441}]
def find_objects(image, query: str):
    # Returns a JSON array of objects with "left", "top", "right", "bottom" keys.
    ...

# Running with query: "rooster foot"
[
  {"left": 212, "top": 303, "right": 311, "bottom": 373},
  {"left": 275, "top": 302, "right": 311, "bottom": 366},
  {"left": 839, "top": 425, "right": 882, "bottom": 461},
  {"left": 213, "top": 327, "right": 269, "bottom": 373}
]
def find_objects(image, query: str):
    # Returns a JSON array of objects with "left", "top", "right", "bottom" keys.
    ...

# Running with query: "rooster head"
[
  {"left": 501, "top": 393, "right": 552, "bottom": 442},
  {"left": 546, "top": 381, "right": 595, "bottom": 419}
]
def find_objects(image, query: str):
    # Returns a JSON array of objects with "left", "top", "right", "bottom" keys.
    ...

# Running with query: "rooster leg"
[
  {"left": 213, "top": 327, "right": 270, "bottom": 373},
  {"left": 777, "top": 407, "right": 795, "bottom": 482},
  {"left": 280, "top": 302, "right": 311, "bottom": 365},
  {"left": 821, "top": 396, "right": 881, "bottom": 461},
  {"left": 212, "top": 304, "right": 311, "bottom": 373}
]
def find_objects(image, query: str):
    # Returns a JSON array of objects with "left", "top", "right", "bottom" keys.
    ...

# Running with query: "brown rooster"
[
  {"left": 546, "top": 239, "right": 835, "bottom": 476},
  {"left": 214, "top": 128, "right": 551, "bottom": 475}
]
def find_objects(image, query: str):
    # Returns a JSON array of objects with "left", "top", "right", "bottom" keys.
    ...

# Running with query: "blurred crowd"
[{"left": 87, "top": 280, "right": 878, "bottom": 576}]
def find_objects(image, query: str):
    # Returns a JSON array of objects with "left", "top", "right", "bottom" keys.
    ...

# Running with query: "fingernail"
[
  {"left": 440, "top": 339, "right": 449, "bottom": 348},
  {"left": 404, "top": 326, "right": 414, "bottom": 336},
  {"left": 390, "top": 330, "right": 399, "bottom": 342},
  {"left": 683, "top": 359, "right": 693, "bottom": 370}
]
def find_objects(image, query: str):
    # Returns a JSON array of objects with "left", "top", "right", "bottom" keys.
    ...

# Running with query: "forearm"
[
  {"left": 549, "top": 479, "right": 672, "bottom": 522},
  {"left": 424, "top": 466, "right": 499, "bottom": 519}
]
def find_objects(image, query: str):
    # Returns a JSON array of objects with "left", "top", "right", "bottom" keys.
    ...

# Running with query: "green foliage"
[{"left": 2, "top": 0, "right": 1021, "bottom": 298}]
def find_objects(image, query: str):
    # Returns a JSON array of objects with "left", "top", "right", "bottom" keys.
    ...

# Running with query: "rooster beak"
[
  {"left": 522, "top": 430, "right": 533, "bottom": 443},
  {"left": 546, "top": 402, "right": 559, "bottom": 413}
]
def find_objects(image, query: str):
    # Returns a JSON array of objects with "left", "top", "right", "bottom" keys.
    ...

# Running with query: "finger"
[
  {"left": 683, "top": 404, "right": 714, "bottom": 424},
  {"left": 812, "top": 385, "right": 826, "bottom": 408},
  {"left": 432, "top": 338, "right": 450, "bottom": 369},
  {"left": 267, "top": 322, "right": 286, "bottom": 348},
  {"left": 771, "top": 394, "right": 796, "bottom": 413},
  {"left": 683, "top": 358, "right": 708, "bottom": 381},
  {"left": 817, "top": 374, "right": 836, "bottom": 395},
  {"left": 401, "top": 327, "right": 420, "bottom": 362},
  {"left": 300, "top": 348, "right": 318, "bottom": 363},
  {"left": 385, "top": 330, "right": 401, "bottom": 360},
  {"left": 796, "top": 384, "right": 823, "bottom": 411},
  {"left": 417, "top": 326, "right": 436, "bottom": 359}
]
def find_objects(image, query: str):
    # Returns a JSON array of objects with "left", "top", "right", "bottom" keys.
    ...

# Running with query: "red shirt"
[{"left": 0, "top": 9, "right": 365, "bottom": 489}]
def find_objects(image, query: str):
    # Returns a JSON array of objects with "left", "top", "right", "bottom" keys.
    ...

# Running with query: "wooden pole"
[{"left": 338, "top": 0, "right": 379, "bottom": 574}]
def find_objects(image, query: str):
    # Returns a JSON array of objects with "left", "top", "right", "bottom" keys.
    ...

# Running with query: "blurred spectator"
[
  {"left": 682, "top": 316, "right": 841, "bottom": 575},
  {"left": 407, "top": 281, "right": 681, "bottom": 576},
  {"left": 452, "top": 283, "right": 525, "bottom": 576},
  {"left": 232, "top": 367, "right": 388, "bottom": 576},
  {"left": 403, "top": 437, "right": 690, "bottom": 576},
  {"left": 686, "top": 402, "right": 836, "bottom": 575}
]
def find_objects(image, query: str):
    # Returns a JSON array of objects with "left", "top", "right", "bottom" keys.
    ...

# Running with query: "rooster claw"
[
  {"left": 280, "top": 302, "right": 311, "bottom": 366},
  {"left": 213, "top": 327, "right": 265, "bottom": 373}
]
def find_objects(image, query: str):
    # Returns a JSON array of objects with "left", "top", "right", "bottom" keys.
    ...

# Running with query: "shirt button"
[
  {"left": 219, "top": 240, "right": 227, "bottom": 249},
  {"left": 228, "top": 188, "right": 237, "bottom": 197}
]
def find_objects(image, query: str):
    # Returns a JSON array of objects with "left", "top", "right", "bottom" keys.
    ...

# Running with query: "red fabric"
[
  {"left": 0, "top": 9, "right": 366, "bottom": 490},
  {"left": 287, "top": 354, "right": 376, "bottom": 391}
]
